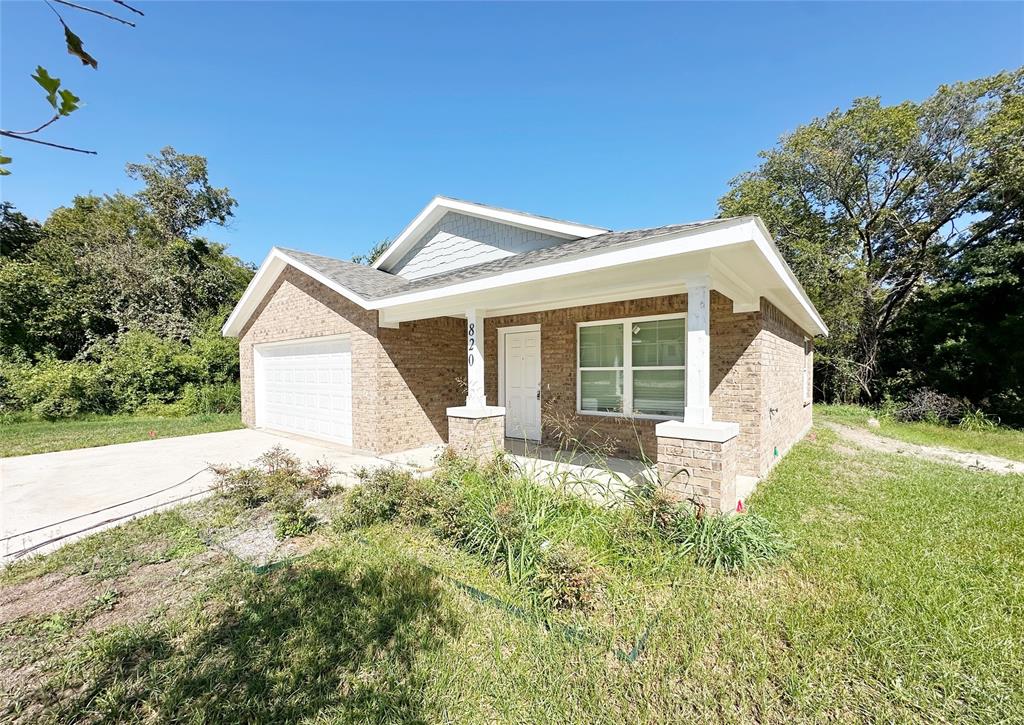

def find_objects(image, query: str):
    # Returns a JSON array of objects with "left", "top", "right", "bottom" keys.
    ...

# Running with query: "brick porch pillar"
[
  {"left": 654, "top": 277, "right": 742, "bottom": 512},
  {"left": 447, "top": 308, "right": 505, "bottom": 462},
  {"left": 655, "top": 420, "right": 740, "bottom": 513},
  {"left": 447, "top": 406, "right": 506, "bottom": 462}
]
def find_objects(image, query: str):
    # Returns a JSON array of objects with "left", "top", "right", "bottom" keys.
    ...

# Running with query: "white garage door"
[{"left": 255, "top": 337, "right": 352, "bottom": 445}]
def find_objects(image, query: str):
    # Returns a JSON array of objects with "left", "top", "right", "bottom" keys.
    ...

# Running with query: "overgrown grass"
[
  {"left": 2, "top": 430, "right": 1022, "bottom": 723},
  {"left": 0, "top": 412, "right": 244, "bottom": 457},
  {"left": 817, "top": 403, "right": 1024, "bottom": 461}
]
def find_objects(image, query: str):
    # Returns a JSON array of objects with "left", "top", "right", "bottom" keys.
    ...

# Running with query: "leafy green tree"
[
  {"left": 720, "top": 70, "right": 1024, "bottom": 401},
  {"left": 352, "top": 239, "right": 392, "bottom": 265},
  {"left": 126, "top": 146, "right": 237, "bottom": 240},
  {"left": 880, "top": 187, "right": 1024, "bottom": 424},
  {"left": 0, "top": 202, "right": 43, "bottom": 258}
]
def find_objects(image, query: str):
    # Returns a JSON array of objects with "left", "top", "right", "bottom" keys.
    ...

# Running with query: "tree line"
[
  {"left": 0, "top": 147, "right": 253, "bottom": 419},
  {"left": 720, "top": 69, "right": 1023, "bottom": 426},
  {"left": 1, "top": 69, "right": 1021, "bottom": 427}
]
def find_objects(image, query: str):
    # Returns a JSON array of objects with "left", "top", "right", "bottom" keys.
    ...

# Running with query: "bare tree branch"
[
  {"left": 112, "top": 0, "right": 144, "bottom": 16},
  {"left": 51, "top": 0, "right": 134, "bottom": 27},
  {"left": 0, "top": 130, "right": 96, "bottom": 155},
  {"left": 9, "top": 114, "right": 61, "bottom": 136}
]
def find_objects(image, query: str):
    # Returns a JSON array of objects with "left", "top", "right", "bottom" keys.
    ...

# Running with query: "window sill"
[{"left": 575, "top": 409, "right": 678, "bottom": 422}]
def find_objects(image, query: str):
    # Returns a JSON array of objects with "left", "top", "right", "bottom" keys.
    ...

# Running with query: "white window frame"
[{"left": 576, "top": 313, "right": 686, "bottom": 420}]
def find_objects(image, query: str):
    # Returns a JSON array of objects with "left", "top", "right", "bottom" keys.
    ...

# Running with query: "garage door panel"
[{"left": 256, "top": 338, "right": 352, "bottom": 445}]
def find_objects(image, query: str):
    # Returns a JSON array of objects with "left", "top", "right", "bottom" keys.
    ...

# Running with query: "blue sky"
[{"left": 1, "top": 1, "right": 1021, "bottom": 265}]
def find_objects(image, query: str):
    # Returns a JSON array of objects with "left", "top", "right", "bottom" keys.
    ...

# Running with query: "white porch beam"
[
  {"left": 684, "top": 275, "right": 713, "bottom": 426},
  {"left": 710, "top": 258, "right": 760, "bottom": 313},
  {"left": 465, "top": 308, "right": 486, "bottom": 408}
]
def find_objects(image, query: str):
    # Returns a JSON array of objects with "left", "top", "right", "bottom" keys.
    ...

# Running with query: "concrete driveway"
[{"left": 1, "top": 428, "right": 435, "bottom": 565}]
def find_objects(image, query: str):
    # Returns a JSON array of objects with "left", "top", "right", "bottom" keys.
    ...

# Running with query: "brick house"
[{"left": 222, "top": 197, "right": 827, "bottom": 511}]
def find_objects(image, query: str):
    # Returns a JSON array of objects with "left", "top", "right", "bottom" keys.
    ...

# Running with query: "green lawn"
[
  {"left": 816, "top": 403, "right": 1024, "bottom": 462},
  {"left": 2, "top": 427, "right": 1022, "bottom": 723},
  {"left": 0, "top": 413, "right": 244, "bottom": 457}
]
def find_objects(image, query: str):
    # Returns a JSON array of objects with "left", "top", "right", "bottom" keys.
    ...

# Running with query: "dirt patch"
[
  {"left": 0, "top": 573, "right": 106, "bottom": 626},
  {"left": 82, "top": 550, "right": 225, "bottom": 633},
  {"left": 824, "top": 422, "right": 1024, "bottom": 475}
]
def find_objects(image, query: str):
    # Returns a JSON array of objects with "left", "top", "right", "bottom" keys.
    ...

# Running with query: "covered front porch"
[{"left": 372, "top": 221, "right": 805, "bottom": 511}]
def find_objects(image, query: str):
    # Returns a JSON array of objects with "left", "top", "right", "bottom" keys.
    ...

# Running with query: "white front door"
[
  {"left": 503, "top": 329, "right": 541, "bottom": 441},
  {"left": 255, "top": 337, "right": 353, "bottom": 445}
]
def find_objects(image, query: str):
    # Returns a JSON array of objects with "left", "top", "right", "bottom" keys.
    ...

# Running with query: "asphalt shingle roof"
[{"left": 280, "top": 217, "right": 736, "bottom": 301}]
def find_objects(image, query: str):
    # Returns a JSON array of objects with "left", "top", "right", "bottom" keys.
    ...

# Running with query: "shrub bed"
[{"left": 335, "top": 450, "right": 791, "bottom": 613}]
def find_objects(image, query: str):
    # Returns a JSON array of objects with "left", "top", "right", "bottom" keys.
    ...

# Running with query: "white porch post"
[
  {"left": 465, "top": 308, "right": 486, "bottom": 408},
  {"left": 684, "top": 275, "right": 712, "bottom": 425}
]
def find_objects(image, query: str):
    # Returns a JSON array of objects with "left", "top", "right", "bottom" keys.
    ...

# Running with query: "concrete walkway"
[{"left": 1, "top": 428, "right": 435, "bottom": 565}]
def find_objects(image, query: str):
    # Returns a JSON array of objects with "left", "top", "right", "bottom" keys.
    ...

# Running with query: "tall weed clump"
[{"left": 626, "top": 483, "right": 791, "bottom": 572}]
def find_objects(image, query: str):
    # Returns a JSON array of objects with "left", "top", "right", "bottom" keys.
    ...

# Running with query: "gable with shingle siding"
[{"left": 389, "top": 212, "right": 568, "bottom": 280}]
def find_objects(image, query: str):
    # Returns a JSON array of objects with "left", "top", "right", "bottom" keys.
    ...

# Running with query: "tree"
[
  {"left": 126, "top": 146, "right": 237, "bottom": 240},
  {"left": 0, "top": 202, "right": 43, "bottom": 258},
  {"left": 719, "top": 69, "right": 1024, "bottom": 401},
  {"left": 880, "top": 185, "right": 1024, "bottom": 424},
  {"left": 0, "top": 150, "right": 252, "bottom": 359},
  {"left": 351, "top": 238, "right": 392, "bottom": 266}
]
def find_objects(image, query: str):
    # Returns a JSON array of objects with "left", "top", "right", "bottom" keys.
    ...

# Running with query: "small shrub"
[
  {"left": 678, "top": 511, "right": 791, "bottom": 572},
  {"left": 256, "top": 445, "right": 301, "bottom": 474},
  {"left": 273, "top": 494, "right": 318, "bottom": 539},
  {"left": 302, "top": 459, "right": 337, "bottom": 499},
  {"left": 213, "top": 466, "right": 268, "bottom": 508},
  {"left": 179, "top": 382, "right": 241, "bottom": 415},
  {"left": 958, "top": 409, "right": 999, "bottom": 431},
  {"left": 213, "top": 447, "right": 339, "bottom": 509},
  {"left": 460, "top": 477, "right": 556, "bottom": 585},
  {"left": 533, "top": 543, "right": 601, "bottom": 611},
  {"left": 334, "top": 466, "right": 417, "bottom": 530}
]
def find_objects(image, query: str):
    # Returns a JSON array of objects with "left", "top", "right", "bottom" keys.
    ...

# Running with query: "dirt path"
[{"left": 823, "top": 422, "right": 1024, "bottom": 475}]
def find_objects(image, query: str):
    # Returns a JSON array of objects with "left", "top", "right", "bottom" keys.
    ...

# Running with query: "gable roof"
[
  {"left": 292, "top": 219, "right": 724, "bottom": 299},
  {"left": 371, "top": 196, "right": 610, "bottom": 272},
  {"left": 222, "top": 208, "right": 828, "bottom": 338}
]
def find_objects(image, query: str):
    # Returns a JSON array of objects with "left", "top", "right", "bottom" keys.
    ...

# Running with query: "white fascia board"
[
  {"left": 221, "top": 248, "right": 373, "bottom": 337},
  {"left": 747, "top": 218, "right": 829, "bottom": 336},
  {"left": 372, "top": 196, "right": 609, "bottom": 272}
]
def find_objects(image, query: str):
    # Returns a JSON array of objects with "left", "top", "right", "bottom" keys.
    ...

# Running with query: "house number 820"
[{"left": 467, "top": 323, "right": 476, "bottom": 365}]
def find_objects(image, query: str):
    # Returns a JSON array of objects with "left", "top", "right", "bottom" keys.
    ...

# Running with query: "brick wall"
[
  {"left": 709, "top": 294, "right": 763, "bottom": 478},
  {"left": 238, "top": 266, "right": 464, "bottom": 455},
  {"left": 376, "top": 319, "right": 465, "bottom": 452},
  {"left": 757, "top": 299, "right": 813, "bottom": 474},
  {"left": 482, "top": 291, "right": 812, "bottom": 475}
]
